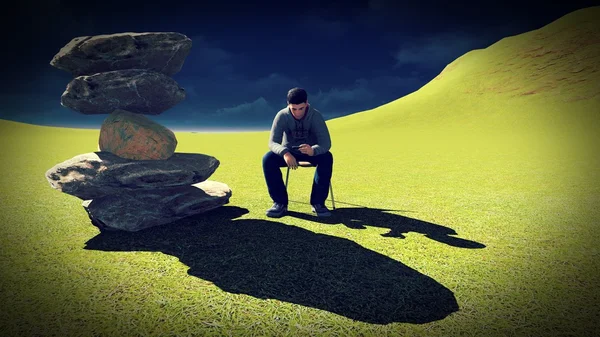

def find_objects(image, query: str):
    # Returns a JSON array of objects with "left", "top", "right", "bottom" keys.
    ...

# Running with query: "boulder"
[
  {"left": 60, "top": 69, "right": 186, "bottom": 115},
  {"left": 45, "top": 152, "right": 219, "bottom": 200},
  {"left": 50, "top": 32, "right": 192, "bottom": 76},
  {"left": 82, "top": 180, "right": 232, "bottom": 232},
  {"left": 99, "top": 109, "right": 177, "bottom": 160}
]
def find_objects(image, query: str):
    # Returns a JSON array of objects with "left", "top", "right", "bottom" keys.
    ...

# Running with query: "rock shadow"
[{"left": 84, "top": 206, "right": 460, "bottom": 324}]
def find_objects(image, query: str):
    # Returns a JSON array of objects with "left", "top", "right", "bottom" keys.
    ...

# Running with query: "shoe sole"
[{"left": 266, "top": 209, "right": 287, "bottom": 218}]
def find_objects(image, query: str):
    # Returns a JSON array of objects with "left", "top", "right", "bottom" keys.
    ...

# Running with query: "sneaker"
[
  {"left": 311, "top": 204, "right": 331, "bottom": 217},
  {"left": 266, "top": 203, "right": 287, "bottom": 218}
]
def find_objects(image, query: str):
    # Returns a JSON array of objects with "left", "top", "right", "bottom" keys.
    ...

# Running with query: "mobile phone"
[{"left": 292, "top": 145, "right": 301, "bottom": 149}]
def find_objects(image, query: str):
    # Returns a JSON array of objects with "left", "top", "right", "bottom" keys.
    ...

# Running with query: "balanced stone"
[
  {"left": 50, "top": 32, "right": 192, "bottom": 76},
  {"left": 99, "top": 109, "right": 177, "bottom": 160},
  {"left": 60, "top": 69, "right": 186, "bottom": 115},
  {"left": 82, "top": 180, "right": 232, "bottom": 232},
  {"left": 45, "top": 152, "right": 219, "bottom": 200}
]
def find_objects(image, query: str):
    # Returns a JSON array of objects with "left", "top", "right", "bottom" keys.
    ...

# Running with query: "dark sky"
[{"left": 1, "top": 0, "right": 599, "bottom": 130}]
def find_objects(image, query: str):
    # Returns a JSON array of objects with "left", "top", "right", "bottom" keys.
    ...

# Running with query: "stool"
[{"left": 284, "top": 161, "right": 336, "bottom": 209}]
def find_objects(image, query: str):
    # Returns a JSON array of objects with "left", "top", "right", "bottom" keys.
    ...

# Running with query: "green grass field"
[{"left": 1, "top": 7, "right": 599, "bottom": 337}]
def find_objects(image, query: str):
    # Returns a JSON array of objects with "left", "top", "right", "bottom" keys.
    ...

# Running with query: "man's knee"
[
  {"left": 317, "top": 151, "right": 333, "bottom": 166},
  {"left": 263, "top": 151, "right": 281, "bottom": 168}
]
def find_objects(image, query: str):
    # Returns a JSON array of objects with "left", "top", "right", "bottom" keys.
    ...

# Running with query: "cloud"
[
  {"left": 392, "top": 32, "right": 490, "bottom": 69},
  {"left": 169, "top": 70, "right": 304, "bottom": 128},
  {"left": 190, "top": 36, "right": 233, "bottom": 63},
  {"left": 178, "top": 36, "right": 301, "bottom": 103},
  {"left": 253, "top": 73, "right": 301, "bottom": 95},
  {"left": 178, "top": 72, "right": 425, "bottom": 126},
  {"left": 176, "top": 70, "right": 299, "bottom": 108},
  {"left": 198, "top": 71, "right": 424, "bottom": 124},
  {"left": 177, "top": 72, "right": 426, "bottom": 126},
  {"left": 212, "top": 97, "right": 279, "bottom": 120},
  {"left": 313, "top": 81, "right": 375, "bottom": 107},
  {"left": 181, "top": 35, "right": 237, "bottom": 77},
  {"left": 309, "top": 74, "right": 425, "bottom": 118}
]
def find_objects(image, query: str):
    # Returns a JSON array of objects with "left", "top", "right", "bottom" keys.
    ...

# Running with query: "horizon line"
[{"left": 0, "top": 118, "right": 271, "bottom": 133}]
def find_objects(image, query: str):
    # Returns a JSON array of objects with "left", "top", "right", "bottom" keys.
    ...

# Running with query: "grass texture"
[{"left": 1, "top": 6, "right": 599, "bottom": 337}]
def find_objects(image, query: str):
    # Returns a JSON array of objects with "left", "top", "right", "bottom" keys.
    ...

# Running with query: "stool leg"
[
  {"left": 285, "top": 167, "right": 290, "bottom": 189},
  {"left": 329, "top": 182, "right": 335, "bottom": 210}
]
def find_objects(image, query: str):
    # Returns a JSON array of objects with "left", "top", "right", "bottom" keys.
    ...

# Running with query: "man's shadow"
[
  {"left": 287, "top": 205, "right": 486, "bottom": 249},
  {"left": 84, "top": 206, "right": 464, "bottom": 325}
]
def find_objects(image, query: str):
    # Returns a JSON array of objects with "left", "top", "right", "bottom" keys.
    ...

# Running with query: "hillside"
[{"left": 327, "top": 6, "right": 600, "bottom": 132}]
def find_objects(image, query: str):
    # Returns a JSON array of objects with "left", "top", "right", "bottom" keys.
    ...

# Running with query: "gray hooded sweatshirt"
[{"left": 268, "top": 104, "right": 332, "bottom": 157}]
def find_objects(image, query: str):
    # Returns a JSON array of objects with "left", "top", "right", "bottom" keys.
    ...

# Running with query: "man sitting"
[{"left": 262, "top": 87, "right": 334, "bottom": 218}]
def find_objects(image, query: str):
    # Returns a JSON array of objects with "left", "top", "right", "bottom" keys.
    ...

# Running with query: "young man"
[{"left": 262, "top": 87, "right": 334, "bottom": 218}]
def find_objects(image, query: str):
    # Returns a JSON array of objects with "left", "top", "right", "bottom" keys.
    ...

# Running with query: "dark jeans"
[{"left": 262, "top": 150, "right": 333, "bottom": 206}]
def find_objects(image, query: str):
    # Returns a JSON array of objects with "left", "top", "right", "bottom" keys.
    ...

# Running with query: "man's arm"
[
  {"left": 268, "top": 112, "right": 289, "bottom": 157},
  {"left": 310, "top": 111, "right": 331, "bottom": 155}
]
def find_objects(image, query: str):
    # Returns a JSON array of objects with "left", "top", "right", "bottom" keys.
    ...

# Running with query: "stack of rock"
[{"left": 44, "top": 32, "right": 232, "bottom": 232}]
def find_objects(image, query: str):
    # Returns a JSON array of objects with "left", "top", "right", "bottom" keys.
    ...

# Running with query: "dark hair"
[{"left": 287, "top": 87, "right": 307, "bottom": 104}]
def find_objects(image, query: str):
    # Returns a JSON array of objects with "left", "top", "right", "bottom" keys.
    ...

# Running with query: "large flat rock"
[
  {"left": 45, "top": 152, "right": 219, "bottom": 200},
  {"left": 82, "top": 180, "right": 232, "bottom": 232},
  {"left": 50, "top": 32, "right": 192, "bottom": 76},
  {"left": 60, "top": 69, "right": 186, "bottom": 115}
]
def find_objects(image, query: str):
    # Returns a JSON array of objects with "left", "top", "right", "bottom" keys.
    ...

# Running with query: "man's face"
[{"left": 289, "top": 102, "right": 308, "bottom": 119}]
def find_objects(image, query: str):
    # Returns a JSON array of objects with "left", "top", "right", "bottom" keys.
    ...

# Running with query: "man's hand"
[
  {"left": 298, "top": 144, "right": 314, "bottom": 156},
  {"left": 283, "top": 152, "right": 298, "bottom": 169}
]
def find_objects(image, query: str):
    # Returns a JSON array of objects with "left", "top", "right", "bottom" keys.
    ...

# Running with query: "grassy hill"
[
  {"left": 328, "top": 6, "right": 599, "bottom": 134},
  {"left": 1, "top": 6, "right": 599, "bottom": 337}
]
